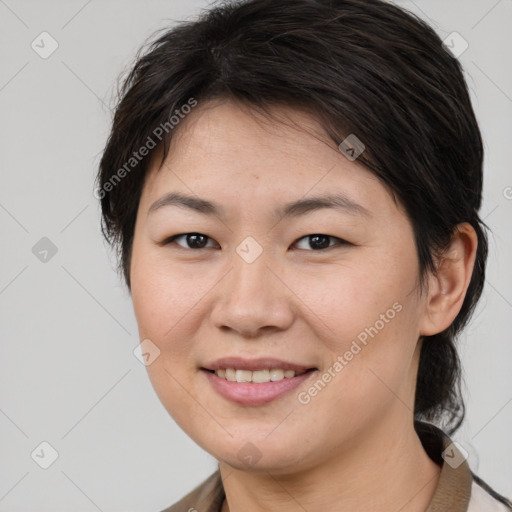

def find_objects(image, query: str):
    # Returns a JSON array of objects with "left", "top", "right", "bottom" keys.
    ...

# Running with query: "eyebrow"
[{"left": 147, "top": 191, "right": 371, "bottom": 219}]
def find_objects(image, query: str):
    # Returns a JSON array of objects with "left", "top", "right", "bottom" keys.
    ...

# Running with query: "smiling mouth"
[{"left": 201, "top": 367, "right": 317, "bottom": 383}]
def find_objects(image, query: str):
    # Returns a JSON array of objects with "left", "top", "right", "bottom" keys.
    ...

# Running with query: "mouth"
[
  {"left": 200, "top": 367, "right": 318, "bottom": 406},
  {"left": 200, "top": 367, "right": 317, "bottom": 383}
]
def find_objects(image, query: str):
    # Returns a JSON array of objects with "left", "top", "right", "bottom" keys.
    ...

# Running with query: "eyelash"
[{"left": 162, "top": 233, "right": 351, "bottom": 251}]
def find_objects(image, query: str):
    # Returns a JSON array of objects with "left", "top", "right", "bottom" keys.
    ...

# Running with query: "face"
[{"left": 130, "top": 99, "right": 429, "bottom": 473}]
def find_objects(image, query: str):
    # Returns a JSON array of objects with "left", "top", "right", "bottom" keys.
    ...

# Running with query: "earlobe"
[{"left": 419, "top": 223, "right": 478, "bottom": 337}]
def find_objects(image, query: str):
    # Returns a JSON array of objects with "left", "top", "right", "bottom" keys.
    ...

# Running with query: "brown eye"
[
  {"left": 164, "top": 233, "right": 218, "bottom": 249},
  {"left": 293, "top": 234, "right": 349, "bottom": 251}
]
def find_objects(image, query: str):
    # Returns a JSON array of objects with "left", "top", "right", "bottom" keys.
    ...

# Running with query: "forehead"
[
  {"left": 156, "top": 99, "right": 342, "bottom": 167},
  {"left": 139, "top": 99, "right": 399, "bottom": 221}
]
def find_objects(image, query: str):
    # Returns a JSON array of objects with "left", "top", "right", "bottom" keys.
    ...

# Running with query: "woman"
[{"left": 96, "top": 0, "right": 512, "bottom": 510}]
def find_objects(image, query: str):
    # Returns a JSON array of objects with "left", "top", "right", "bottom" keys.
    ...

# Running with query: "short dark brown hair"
[{"left": 96, "top": 0, "right": 489, "bottom": 435}]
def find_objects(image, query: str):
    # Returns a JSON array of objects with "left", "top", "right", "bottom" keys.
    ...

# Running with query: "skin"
[{"left": 130, "top": 98, "right": 478, "bottom": 512}]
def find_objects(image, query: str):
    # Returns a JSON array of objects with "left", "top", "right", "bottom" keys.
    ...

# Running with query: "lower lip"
[{"left": 201, "top": 369, "right": 317, "bottom": 406}]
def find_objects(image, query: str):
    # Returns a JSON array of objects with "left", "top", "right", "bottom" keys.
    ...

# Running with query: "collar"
[
  {"left": 417, "top": 420, "right": 473, "bottom": 512},
  {"left": 165, "top": 421, "right": 473, "bottom": 512}
]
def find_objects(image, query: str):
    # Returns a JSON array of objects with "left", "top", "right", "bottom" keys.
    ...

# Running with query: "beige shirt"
[{"left": 161, "top": 422, "right": 511, "bottom": 512}]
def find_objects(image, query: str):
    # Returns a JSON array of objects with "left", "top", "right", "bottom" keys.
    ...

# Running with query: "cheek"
[
  {"left": 130, "top": 252, "right": 209, "bottom": 428},
  {"left": 297, "top": 309, "right": 418, "bottom": 443},
  {"left": 289, "top": 255, "right": 420, "bottom": 408},
  {"left": 287, "top": 258, "right": 409, "bottom": 354},
  {"left": 130, "top": 247, "right": 212, "bottom": 344}
]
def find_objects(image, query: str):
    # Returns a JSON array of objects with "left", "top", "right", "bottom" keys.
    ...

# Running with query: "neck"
[{"left": 219, "top": 413, "right": 441, "bottom": 512}]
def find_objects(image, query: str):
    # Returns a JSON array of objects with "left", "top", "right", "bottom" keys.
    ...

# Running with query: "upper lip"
[{"left": 201, "top": 357, "right": 317, "bottom": 372}]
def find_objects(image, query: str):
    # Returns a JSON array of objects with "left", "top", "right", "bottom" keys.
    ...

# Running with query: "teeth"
[
  {"left": 214, "top": 368, "right": 305, "bottom": 383},
  {"left": 236, "top": 369, "right": 252, "bottom": 382},
  {"left": 253, "top": 369, "right": 270, "bottom": 383}
]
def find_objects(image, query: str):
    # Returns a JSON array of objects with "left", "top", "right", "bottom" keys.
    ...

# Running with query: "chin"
[{"left": 208, "top": 436, "right": 309, "bottom": 473}]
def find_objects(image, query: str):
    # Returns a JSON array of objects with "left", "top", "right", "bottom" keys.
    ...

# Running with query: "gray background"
[{"left": 0, "top": 0, "right": 511, "bottom": 510}]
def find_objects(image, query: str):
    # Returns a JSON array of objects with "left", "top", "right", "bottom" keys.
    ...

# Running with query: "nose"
[{"left": 210, "top": 247, "right": 295, "bottom": 338}]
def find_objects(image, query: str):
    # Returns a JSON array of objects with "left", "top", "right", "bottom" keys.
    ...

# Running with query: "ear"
[{"left": 419, "top": 222, "right": 478, "bottom": 337}]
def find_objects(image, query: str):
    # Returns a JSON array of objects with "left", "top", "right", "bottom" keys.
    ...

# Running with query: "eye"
[
  {"left": 163, "top": 232, "right": 219, "bottom": 250},
  {"left": 293, "top": 234, "right": 350, "bottom": 251},
  {"left": 162, "top": 232, "right": 350, "bottom": 251}
]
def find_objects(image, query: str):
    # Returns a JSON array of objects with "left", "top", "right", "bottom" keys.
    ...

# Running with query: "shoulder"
[
  {"left": 468, "top": 475, "right": 512, "bottom": 512},
  {"left": 159, "top": 469, "right": 224, "bottom": 512}
]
